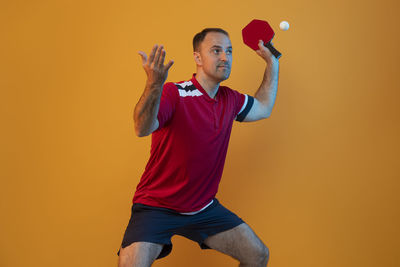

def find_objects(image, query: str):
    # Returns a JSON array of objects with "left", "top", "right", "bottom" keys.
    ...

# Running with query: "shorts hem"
[
  {"left": 117, "top": 240, "right": 173, "bottom": 259},
  {"left": 197, "top": 220, "right": 245, "bottom": 250}
]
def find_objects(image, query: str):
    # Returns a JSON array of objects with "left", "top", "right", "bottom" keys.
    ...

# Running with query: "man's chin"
[
  {"left": 221, "top": 75, "right": 230, "bottom": 81},
  {"left": 216, "top": 72, "right": 230, "bottom": 82},
  {"left": 205, "top": 70, "right": 230, "bottom": 83}
]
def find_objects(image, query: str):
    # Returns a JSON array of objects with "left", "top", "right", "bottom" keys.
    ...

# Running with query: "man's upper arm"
[
  {"left": 236, "top": 95, "right": 269, "bottom": 122},
  {"left": 154, "top": 82, "right": 179, "bottom": 131}
]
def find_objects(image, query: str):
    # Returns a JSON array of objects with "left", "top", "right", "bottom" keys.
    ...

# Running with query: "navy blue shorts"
[{"left": 117, "top": 198, "right": 245, "bottom": 260}]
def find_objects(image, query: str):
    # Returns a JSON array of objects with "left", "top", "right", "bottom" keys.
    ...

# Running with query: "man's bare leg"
[
  {"left": 203, "top": 223, "right": 269, "bottom": 267},
  {"left": 118, "top": 241, "right": 163, "bottom": 267}
]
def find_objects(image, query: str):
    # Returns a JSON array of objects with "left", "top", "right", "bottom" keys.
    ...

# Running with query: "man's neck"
[{"left": 195, "top": 71, "right": 220, "bottom": 99}]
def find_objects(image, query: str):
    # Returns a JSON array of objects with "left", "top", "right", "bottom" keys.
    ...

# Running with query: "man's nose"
[{"left": 220, "top": 51, "right": 228, "bottom": 61}]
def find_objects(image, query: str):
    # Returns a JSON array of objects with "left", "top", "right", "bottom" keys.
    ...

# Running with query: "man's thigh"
[
  {"left": 203, "top": 222, "right": 269, "bottom": 264},
  {"left": 118, "top": 241, "right": 163, "bottom": 267}
]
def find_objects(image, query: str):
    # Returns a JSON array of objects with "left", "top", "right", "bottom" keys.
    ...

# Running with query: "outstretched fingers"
[
  {"left": 153, "top": 45, "right": 163, "bottom": 67},
  {"left": 148, "top": 44, "right": 158, "bottom": 66},
  {"left": 138, "top": 51, "right": 147, "bottom": 65},
  {"left": 139, "top": 44, "right": 174, "bottom": 85},
  {"left": 165, "top": 60, "right": 174, "bottom": 71},
  {"left": 151, "top": 45, "right": 173, "bottom": 71},
  {"left": 158, "top": 48, "right": 166, "bottom": 67}
]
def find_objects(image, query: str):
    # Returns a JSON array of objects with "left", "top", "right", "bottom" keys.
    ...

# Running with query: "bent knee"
[
  {"left": 118, "top": 242, "right": 163, "bottom": 266},
  {"left": 242, "top": 244, "right": 269, "bottom": 266},
  {"left": 254, "top": 244, "right": 269, "bottom": 265},
  {"left": 262, "top": 245, "right": 270, "bottom": 261}
]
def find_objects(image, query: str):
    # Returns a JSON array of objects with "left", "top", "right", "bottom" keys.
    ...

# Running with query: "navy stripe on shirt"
[{"left": 236, "top": 95, "right": 254, "bottom": 122}]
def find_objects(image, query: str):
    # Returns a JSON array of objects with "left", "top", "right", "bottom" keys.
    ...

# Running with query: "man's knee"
[
  {"left": 245, "top": 243, "right": 269, "bottom": 266},
  {"left": 118, "top": 242, "right": 163, "bottom": 267},
  {"left": 259, "top": 245, "right": 270, "bottom": 265},
  {"left": 240, "top": 224, "right": 269, "bottom": 265}
]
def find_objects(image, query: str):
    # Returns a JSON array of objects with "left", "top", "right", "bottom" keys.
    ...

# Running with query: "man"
[{"left": 117, "top": 28, "right": 279, "bottom": 267}]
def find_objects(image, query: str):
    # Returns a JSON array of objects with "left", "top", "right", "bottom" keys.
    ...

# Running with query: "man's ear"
[{"left": 193, "top": 51, "right": 202, "bottom": 66}]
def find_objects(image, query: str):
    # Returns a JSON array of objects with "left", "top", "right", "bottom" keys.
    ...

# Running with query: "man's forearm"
[
  {"left": 134, "top": 82, "right": 163, "bottom": 137},
  {"left": 254, "top": 62, "right": 279, "bottom": 117}
]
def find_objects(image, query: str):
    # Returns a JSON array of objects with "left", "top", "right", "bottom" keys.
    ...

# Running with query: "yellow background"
[{"left": 1, "top": 0, "right": 399, "bottom": 266}]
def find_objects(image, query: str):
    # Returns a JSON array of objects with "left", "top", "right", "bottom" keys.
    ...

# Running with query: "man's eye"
[{"left": 212, "top": 49, "right": 232, "bottom": 55}]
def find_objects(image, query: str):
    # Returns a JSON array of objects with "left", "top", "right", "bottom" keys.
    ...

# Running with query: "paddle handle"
[{"left": 265, "top": 42, "right": 282, "bottom": 59}]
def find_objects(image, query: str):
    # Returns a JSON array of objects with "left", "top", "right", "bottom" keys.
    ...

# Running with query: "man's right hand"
[{"left": 138, "top": 44, "right": 174, "bottom": 87}]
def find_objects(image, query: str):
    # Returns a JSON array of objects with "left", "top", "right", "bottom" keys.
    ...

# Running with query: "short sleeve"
[
  {"left": 156, "top": 82, "right": 179, "bottom": 130},
  {"left": 233, "top": 91, "right": 254, "bottom": 122}
]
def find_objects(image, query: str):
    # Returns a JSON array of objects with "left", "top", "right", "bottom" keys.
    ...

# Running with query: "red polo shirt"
[{"left": 132, "top": 73, "right": 253, "bottom": 213}]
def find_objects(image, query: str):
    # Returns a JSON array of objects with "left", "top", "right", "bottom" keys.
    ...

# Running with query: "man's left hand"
[{"left": 255, "top": 40, "right": 279, "bottom": 66}]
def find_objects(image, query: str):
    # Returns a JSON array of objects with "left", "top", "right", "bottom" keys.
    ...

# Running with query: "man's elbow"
[
  {"left": 134, "top": 120, "right": 159, "bottom": 137},
  {"left": 261, "top": 107, "right": 272, "bottom": 119},
  {"left": 134, "top": 126, "right": 151, "bottom": 137},
  {"left": 259, "top": 114, "right": 270, "bottom": 121},
  {"left": 135, "top": 130, "right": 149, "bottom": 137}
]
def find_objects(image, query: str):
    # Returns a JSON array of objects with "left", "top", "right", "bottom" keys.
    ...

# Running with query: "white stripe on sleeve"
[{"left": 238, "top": 94, "right": 248, "bottom": 115}]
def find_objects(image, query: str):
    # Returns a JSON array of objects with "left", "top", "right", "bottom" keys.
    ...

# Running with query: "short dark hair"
[{"left": 193, "top": 28, "right": 230, "bottom": 52}]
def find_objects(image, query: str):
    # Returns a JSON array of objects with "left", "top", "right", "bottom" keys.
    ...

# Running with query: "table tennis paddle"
[{"left": 242, "top": 19, "right": 282, "bottom": 59}]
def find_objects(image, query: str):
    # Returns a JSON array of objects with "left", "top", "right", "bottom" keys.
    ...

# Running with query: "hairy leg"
[
  {"left": 203, "top": 223, "right": 269, "bottom": 267},
  {"left": 118, "top": 241, "right": 163, "bottom": 267}
]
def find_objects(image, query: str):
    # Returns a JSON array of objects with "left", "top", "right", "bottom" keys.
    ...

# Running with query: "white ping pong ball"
[{"left": 280, "top": 21, "right": 290, "bottom": 31}]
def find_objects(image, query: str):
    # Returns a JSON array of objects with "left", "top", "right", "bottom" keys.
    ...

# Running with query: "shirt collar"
[{"left": 190, "top": 73, "right": 218, "bottom": 102}]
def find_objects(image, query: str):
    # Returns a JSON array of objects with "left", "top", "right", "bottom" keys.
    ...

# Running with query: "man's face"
[{"left": 195, "top": 32, "right": 233, "bottom": 82}]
